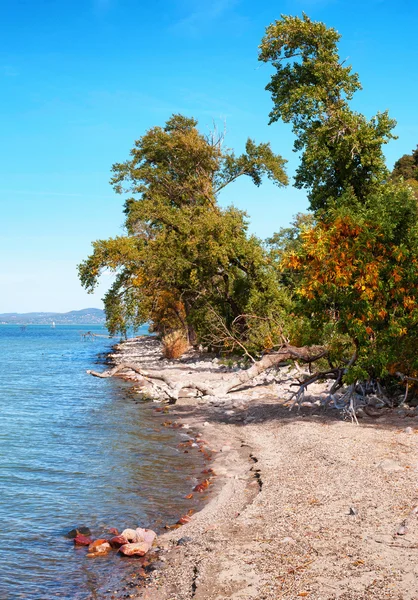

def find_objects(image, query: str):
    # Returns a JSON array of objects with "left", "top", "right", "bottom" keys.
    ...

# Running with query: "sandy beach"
[{"left": 104, "top": 337, "right": 418, "bottom": 600}]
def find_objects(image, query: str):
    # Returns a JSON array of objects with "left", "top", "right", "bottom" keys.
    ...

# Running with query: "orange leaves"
[{"left": 403, "top": 296, "right": 416, "bottom": 311}]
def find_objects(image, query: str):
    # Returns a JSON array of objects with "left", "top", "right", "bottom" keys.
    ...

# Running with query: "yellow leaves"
[
  {"left": 131, "top": 274, "right": 144, "bottom": 286},
  {"left": 403, "top": 296, "right": 416, "bottom": 311}
]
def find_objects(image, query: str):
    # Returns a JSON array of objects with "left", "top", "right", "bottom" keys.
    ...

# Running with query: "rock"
[
  {"left": 177, "top": 515, "right": 191, "bottom": 525},
  {"left": 377, "top": 459, "right": 403, "bottom": 472},
  {"left": 349, "top": 507, "right": 358, "bottom": 516},
  {"left": 136, "top": 528, "right": 157, "bottom": 545},
  {"left": 119, "top": 542, "right": 151, "bottom": 557},
  {"left": 109, "top": 535, "right": 129, "bottom": 548},
  {"left": 120, "top": 528, "right": 156, "bottom": 545},
  {"left": 66, "top": 526, "right": 91, "bottom": 539},
  {"left": 203, "top": 422, "right": 210, "bottom": 427},
  {"left": 121, "top": 528, "right": 138, "bottom": 542},
  {"left": 87, "top": 539, "right": 111, "bottom": 554},
  {"left": 221, "top": 445, "right": 232, "bottom": 452},
  {"left": 74, "top": 534, "right": 93, "bottom": 546},
  {"left": 177, "top": 536, "right": 192, "bottom": 546},
  {"left": 404, "top": 427, "right": 414, "bottom": 434},
  {"left": 108, "top": 527, "right": 119, "bottom": 535}
]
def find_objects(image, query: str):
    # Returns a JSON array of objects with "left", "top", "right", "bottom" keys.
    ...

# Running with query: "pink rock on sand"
[
  {"left": 121, "top": 528, "right": 157, "bottom": 545},
  {"left": 119, "top": 542, "right": 151, "bottom": 557},
  {"left": 136, "top": 528, "right": 157, "bottom": 545}
]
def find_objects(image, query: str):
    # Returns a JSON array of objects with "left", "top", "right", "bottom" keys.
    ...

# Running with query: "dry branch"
[{"left": 87, "top": 344, "right": 327, "bottom": 402}]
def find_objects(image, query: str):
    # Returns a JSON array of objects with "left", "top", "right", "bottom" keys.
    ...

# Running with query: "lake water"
[{"left": 0, "top": 325, "right": 204, "bottom": 599}]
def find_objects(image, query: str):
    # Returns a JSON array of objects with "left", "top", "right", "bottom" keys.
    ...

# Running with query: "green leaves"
[
  {"left": 259, "top": 14, "right": 396, "bottom": 212},
  {"left": 79, "top": 114, "right": 289, "bottom": 343}
]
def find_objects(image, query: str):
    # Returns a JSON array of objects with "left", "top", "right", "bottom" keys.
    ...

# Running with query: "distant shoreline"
[{"left": 0, "top": 308, "right": 106, "bottom": 326}]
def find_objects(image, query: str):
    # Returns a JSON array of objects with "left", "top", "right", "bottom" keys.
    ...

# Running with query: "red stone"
[
  {"left": 73, "top": 534, "right": 93, "bottom": 546},
  {"left": 109, "top": 535, "right": 128, "bottom": 548},
  {"left": 108, "top": 527, "right": 119, "bottom": 536}
]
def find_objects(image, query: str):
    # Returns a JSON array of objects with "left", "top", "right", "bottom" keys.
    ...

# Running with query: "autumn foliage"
[{"left": 282, "top": 186, "right": 418, "bottom": 381}]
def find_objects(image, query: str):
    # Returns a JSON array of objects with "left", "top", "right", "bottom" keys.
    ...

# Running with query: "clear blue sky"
[{"left": 1, "top": 0, "right": 417, "bottom": 312}]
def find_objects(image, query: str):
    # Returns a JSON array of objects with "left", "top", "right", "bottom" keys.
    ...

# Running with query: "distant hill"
[{"left": 0, "top": 308, "right": 106, "bottom": 325}]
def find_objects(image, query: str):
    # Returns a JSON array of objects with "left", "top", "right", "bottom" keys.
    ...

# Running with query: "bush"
[{"left": 162, "top": 331, "right": 189, "bottom": 359}]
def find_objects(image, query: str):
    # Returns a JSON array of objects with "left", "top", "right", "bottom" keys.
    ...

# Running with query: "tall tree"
[
  {"left": 261, "top": 15, "right": 418, "bottom": 391},
  {"left": 79, "top": 114, "right": 289, "bottom": 344},
  {"left": 259, "top": 13, "right": 396, "bottom": 213}
]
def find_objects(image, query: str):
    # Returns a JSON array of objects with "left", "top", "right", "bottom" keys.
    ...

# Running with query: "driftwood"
[{"left": 87, "top": 345, "right": 326, "bottom": 402}]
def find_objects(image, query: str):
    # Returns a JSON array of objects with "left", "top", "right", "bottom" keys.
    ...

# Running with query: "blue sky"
[{"left": 1, "top": 0, "right": 417, "bottom": 312}]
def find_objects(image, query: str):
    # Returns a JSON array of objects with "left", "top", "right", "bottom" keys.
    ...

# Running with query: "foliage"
[
  {"left": 283, "top": 184, "right": 418, "bottom": 381},
  {"left": 79, "top": 114, "right": 290, "bottom": 347},
  {"left": 259, "top": 13, "right": 396, "bottom": 213},
  {"left": 392, "top": 145, "right": 418, "bottom": 181},
  {"left": 392, "top": 146, "right": 418, "bottom": 200}
]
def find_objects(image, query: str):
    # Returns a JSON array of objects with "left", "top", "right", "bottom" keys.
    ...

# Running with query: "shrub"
[{"left": 162, "top": 331, "right": 190, "bottom": 359}]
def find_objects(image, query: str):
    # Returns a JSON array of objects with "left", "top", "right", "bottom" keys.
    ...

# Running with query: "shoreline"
[{"left": 106, "top": 336, "right": 418, "bottom": 600}]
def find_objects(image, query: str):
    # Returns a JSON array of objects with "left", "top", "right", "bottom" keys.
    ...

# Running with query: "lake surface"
[{"left": 0, "top": 325, "right": 204, "bottom": 599}]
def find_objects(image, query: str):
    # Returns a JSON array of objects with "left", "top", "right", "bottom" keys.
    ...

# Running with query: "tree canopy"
[
  {"left": 259, "top": 13, "right": 396, "bottom": 213},
  {"left": 79, "top": 114, "right": 289, "bottom": 348}
]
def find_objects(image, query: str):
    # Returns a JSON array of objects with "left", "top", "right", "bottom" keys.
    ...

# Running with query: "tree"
[
  {"left": 259, "top": 13, "right": 396, "bottom": 213},
  {"left": 392, "top": 146, "right": 418, "bottom": 200},
  {"left": 79, "top": 114, "right": 289, "bottom": 346},
  {"left": 259, "top": 14, "right": 418, "bottom": 403},
  {"left": 283, "top": 183, "right": 418, "bottom": 383},
  {"left": 392, "top": 145, "right": 418, "bottom": 181}
]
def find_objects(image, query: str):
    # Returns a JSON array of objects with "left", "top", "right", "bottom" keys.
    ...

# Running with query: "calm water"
[{"left": 0, "top": 325, "right": 204, "bottom": 599}]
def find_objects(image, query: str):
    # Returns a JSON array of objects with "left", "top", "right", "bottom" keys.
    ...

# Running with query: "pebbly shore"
[{"left": 103, "top": 336, "right": 418, "bottom": 600}]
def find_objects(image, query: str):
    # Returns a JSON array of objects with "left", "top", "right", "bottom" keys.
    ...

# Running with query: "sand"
[{"left": 105, "top": 337, "right": 418, "bottom": 600}]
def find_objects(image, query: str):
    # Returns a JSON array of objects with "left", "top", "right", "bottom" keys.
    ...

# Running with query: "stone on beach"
[
  {"left": 119, "top": 542, "right": 151, "bottom": 556},
  {"left": 87, "top": 539, "right": 111, "bottom": 554},
  {"left": 109, "top": 535, "right": 129, "bottom": 548},
  {"left": 73, "top": 534, "right": 93, "bottom": 546},
  {"left": 121, "top": 528, "right": 138, "bottom": 542},
  {"left": 66, "top": 526, "right": 91, "bottom": 539},
  {"left": 121, "top": 527, "right": 156, "bottom": 545}
]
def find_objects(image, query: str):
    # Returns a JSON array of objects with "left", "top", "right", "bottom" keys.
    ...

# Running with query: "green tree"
[
  {"left": 259, "top": 13, "right": 396, "bottom": 213},
  {"left": 79, "top": 114, "right": 289, "bottom": 346},
  {"left": 261, "top": 15, "right": 418, "bottom": 394},
  {"left": 392, "top": 145, "right": 418, "bottom": 181}
]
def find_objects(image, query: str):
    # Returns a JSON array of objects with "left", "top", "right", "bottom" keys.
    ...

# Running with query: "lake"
[{"left": 0, "top": 325, "right": 204, "bottom": 599}]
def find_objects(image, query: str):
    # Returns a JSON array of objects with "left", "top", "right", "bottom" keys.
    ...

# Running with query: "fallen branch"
[{"left": 87, "top": 344, "right": 327, "bottom": 402}]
